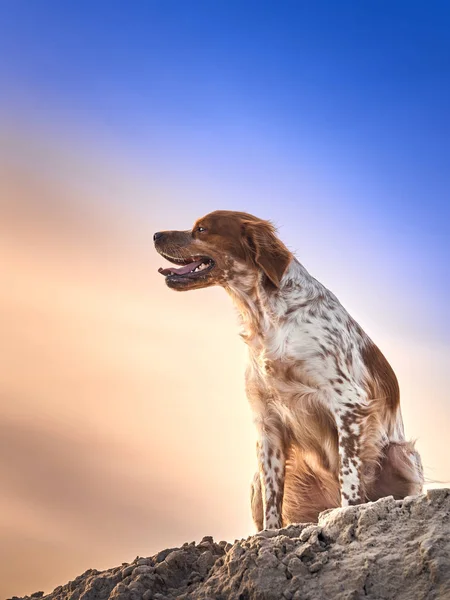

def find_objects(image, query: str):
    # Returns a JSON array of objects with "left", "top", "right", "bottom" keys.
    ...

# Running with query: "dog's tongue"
[{"left": 158, "top": 260, "right": 202, "bottom": 276}]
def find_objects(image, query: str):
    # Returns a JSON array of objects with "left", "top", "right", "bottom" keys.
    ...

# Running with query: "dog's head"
[{"left": 154, "top": 210, "right": 292, "bottom": 292}]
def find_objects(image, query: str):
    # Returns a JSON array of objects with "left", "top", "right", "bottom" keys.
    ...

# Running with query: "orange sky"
[{"left": 1, "top": 133, "right": 448, "bottom": 599}]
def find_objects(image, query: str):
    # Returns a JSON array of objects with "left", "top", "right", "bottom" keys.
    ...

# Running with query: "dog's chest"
[
  {"left": 246, "top": 306, "right": 364, "bottom": 399},
  {"left": 248, "top": 320, "right": 330, "bottom": 388}
]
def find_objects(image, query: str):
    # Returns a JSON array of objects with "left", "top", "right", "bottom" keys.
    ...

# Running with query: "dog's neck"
[{"left": 225, "top": 258, "right": 324, "bottom": 344}]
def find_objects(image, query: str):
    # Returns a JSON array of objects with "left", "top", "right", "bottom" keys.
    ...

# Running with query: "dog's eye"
[{"left": 196, "top": 226, "right": 207, "bottom": 233}]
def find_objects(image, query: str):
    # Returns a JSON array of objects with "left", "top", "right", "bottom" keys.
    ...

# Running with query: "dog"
[{"left": 154, "top": 210, "right": 423, "bottom": 530}]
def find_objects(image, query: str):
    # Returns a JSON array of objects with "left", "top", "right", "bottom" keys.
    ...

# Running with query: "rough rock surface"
[{"left": 10, "top": 489, "right": 450, "bottom": 600}]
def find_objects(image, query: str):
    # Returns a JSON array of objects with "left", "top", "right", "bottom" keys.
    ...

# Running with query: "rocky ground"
[{"left": 9, "top": 489, "right": 450, "bottom": 600}]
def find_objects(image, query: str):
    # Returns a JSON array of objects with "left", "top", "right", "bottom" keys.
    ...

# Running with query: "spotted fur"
[{"left": 155, "top": 210, "right": 424, "bottom": 530}]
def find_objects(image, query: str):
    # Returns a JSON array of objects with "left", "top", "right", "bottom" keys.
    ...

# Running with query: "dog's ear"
[{"left": 242, "top": 219, "right": 292, "bottom": 288}]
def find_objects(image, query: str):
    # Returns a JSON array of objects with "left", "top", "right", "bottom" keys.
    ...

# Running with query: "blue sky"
[{"left": 1, "top": 0, "right": 449, "bottom": 341}]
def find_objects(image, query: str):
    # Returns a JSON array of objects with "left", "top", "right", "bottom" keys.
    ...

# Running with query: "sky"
[{"left": 0, "top": 1, "right": 449, "bottom": 597}]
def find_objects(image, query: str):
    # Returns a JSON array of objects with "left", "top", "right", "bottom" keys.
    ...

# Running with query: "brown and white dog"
[{"left": 154, "top": 210, "right": 423, "bottom": 530}]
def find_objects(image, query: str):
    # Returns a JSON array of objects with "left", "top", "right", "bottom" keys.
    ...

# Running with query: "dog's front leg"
[
  {"left": 335, "top": 404, "right": 365, "bottom": 507},
  {"left": 256, "top": 430, "right": 285, "bottom": 529}
]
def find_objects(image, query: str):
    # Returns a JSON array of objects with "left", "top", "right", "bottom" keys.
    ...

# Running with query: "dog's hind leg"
[
  {"left": 368, "top": 441, "right": 424, "bottom": 501},
  {"left": 282, "top": 449, "right": 340, "bottom": 524}
]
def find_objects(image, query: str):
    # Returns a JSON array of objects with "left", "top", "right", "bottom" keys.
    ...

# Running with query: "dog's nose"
[{"left": 153, "top": 232, "right": 164, "bottom": 242}]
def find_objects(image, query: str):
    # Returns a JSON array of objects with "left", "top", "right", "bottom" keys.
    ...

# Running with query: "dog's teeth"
[{"left": 192, "top": 262, "right": 210, "bottom": 273}]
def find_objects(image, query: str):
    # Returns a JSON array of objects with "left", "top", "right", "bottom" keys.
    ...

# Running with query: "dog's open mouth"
[{"left": 158, "top": 253, "right": 215, "bottom": 279}]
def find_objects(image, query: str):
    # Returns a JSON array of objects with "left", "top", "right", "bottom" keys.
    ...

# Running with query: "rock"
[
  {"left": 121, "top": 566, "right": 134, "bottom": 578},
  {"left": 132, "top": 566, "right": 153, "bottom": 576},
  {"left": 136, "top": 558, "right": 152, "bottom": 567},
  {"left": 8, "top": 489, "right": 450, "bottom": 600}
]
